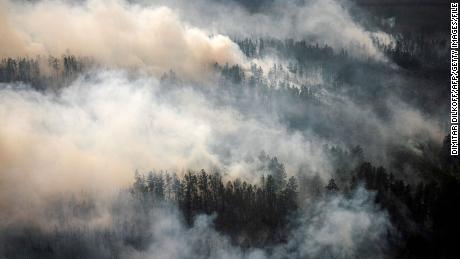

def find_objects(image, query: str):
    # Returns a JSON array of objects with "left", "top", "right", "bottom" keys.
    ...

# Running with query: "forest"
[{"left": 0, "top": 0, "right": 457, "bottom": 258}]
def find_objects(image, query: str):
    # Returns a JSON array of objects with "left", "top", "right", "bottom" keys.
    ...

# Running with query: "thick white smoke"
[
  {"left": 0, "top": 0, "right": 245, "bottom": 79},
  {"left": 0, "top": 0, "right": 392, "bottom": 79},
  {"left": 128, "top": 210, "right": 266, "bottom": 259},
  {"left": 140, "top": 0, "right": 393, "bottom": 60},
  {"left": 0, "top": 71, "right": 332, "bottom": 225},
  {"left": 274, "top": 187, "right": 393, "bottom": 258}
]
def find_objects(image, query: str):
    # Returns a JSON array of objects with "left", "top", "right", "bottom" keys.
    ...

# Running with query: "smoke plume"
[
  {"left": 0, "top": 0, "right": 245, "bottom": 79},
  {"left": 0, "top": 71, "right": 332, "bottom": 225}
]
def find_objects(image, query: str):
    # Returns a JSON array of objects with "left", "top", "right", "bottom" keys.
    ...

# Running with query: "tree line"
[
  {"left": 128, "top": 135, "right": 460, "bottom": 258},
  {"left": 0, "top": 55, "right": 90, "bottom": 90},
  {"left": 130, "top": 155, "right": 300, "bottom": 246}
]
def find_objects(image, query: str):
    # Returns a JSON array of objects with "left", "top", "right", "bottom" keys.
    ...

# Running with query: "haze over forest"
[{"left": 0, "top": 0, "right": 457, "bottom": 258}]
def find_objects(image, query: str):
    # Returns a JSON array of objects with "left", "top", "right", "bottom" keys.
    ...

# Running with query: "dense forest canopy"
[{"left": 0, "top": 0, "right": 457, "bottom": 258}]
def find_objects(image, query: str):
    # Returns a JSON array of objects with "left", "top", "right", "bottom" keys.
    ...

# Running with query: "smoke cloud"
[
  {"left": 126, "top": 188, "right": 393, "bottom": 259},
  {"left": 0, "top": 71, "right": 332, "bottom": 225},
  {"left": 276, "top": 187, "right": 393, "bottom": 258},
  {"left": 0, "top": 0, "right": 245, "bottom": 79},
  {"left": 130, "top": 209, "right": 266, "bottom": 259},
  {"left": 139, "top": 0, "right": 392, "bottom": 59},
  {"left": 0, "top": 0, "right": 392, "bottom": 81},
  {"left": 0, "top": 1, "right": 443, "bottom": 257}
]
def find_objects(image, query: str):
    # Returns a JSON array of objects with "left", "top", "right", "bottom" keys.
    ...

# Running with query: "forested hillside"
[{"left": 0, "top": 0, "right": 456, "bottom": 258}]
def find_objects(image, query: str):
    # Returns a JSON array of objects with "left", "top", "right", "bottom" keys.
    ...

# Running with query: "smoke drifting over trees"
[
  {"left": 0, "top": 0, "right": 245, "bottom": 78},
  {"left": 0, "top": 0, "right": 457, "bottom": 258}
]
